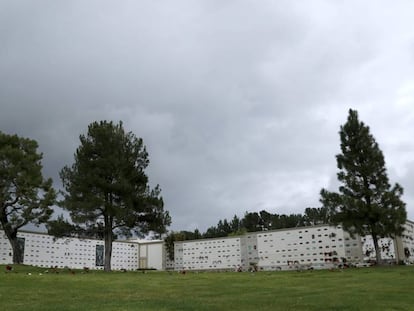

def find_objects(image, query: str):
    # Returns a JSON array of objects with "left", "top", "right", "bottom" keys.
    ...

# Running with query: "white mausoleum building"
[
  {"left": 174, "top": 221, "right": 414, "bottom": 271},
  {"left": 361, "top": 220, "right": 414, "bottom": 263},
  {"left": 174, "top": 224, "right": 364, "bottom": 271},
  {"left": 0, "top": 230, "right": 165, "bottom": 270},
  {"left": 2, "top": 220, "right": 414, "bottom": 271}
]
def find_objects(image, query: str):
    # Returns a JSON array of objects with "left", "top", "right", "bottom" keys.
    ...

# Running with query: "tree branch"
[
  {"left": 4, "top": 196, "right": 19, "bottom": 208},
  {"left": 5, "top": 205, "right": 23, "bottom": 216}
]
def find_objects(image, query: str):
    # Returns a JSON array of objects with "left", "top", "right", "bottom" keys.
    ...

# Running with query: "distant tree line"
[{"left": 174, "top": 207, "right": 330, "bottom": 239}]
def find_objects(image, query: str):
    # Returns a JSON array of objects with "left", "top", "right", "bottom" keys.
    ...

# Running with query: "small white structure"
[{"left": 130, "top": 239, "right": 165, "bottom": 270}]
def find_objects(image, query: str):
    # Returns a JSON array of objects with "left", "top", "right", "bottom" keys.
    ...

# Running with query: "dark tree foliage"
[
  {"left": 230, "top": 214, "right": 242, "bottom": 232},
  {"left": 273, "top": 213, "right": 305, "bottom": 229},
  {"left": 51, "top": 121, "right": 170, "bottom": 271},
  {"left": 0, "top": 132, "right": 56, "bottom": 263},
  {"left": 242, "top": 212, "right": 262, "bottom": 232},
  {"left": 320, "top": 109, "right": 406, "bottom": 263},
  {"left": 203, "top": 225, "right": 220, "bottom": 239},
  {"left": 199, "top": 211, "right": 306, "bottom": 240},
  {"left": 164, "top": 232, "right": 176, "bottom": 262},
  {"left": 217, "top": 219, "right": 232, "bottom": 236},
  {"left": 48, "top": 215, "right": 114, "bottom": 240},
  {"left": 164, "top": 230, "right": 201, "bottom": 261},
  {"left": 165, "top": 207, "right": 328, "bottom": 256},
  {"left": 259, "top": 210, "right": 273, "bottom": 229},
  {"left": 303, "top": 207, "right": 330, "bottom": 226},
  {"left": 242, "top": 211, "right": 305, "bottom": 232}
]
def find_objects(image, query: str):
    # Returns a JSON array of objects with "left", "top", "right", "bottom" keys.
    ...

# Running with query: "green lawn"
[{"left": 1, "top": 265, "right": 413, "bottom": 310}]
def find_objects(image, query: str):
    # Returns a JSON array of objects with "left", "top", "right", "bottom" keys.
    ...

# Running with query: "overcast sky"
[{"left": 1, "top": 1, "right": 414, "bottom": 233}]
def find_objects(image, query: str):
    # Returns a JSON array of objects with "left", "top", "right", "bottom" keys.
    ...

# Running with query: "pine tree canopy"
[
  {"left": 52, "top": 121, "right": 170, "bottom": 271},
  {"left": 320, "top": 109, "right": 406, "bottom": 262}
]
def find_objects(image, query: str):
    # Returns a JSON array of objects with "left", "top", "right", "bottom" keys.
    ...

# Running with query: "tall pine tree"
[
  {"left": 52, "top": 121, "right": 170, "bottom": 271},
  {"left": 320, "top": 109, "right": 406, "bottom": 263}
]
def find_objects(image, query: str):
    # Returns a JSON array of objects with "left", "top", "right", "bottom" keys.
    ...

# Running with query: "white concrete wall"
[
  {"left": 164, "top": 245, "right": 175, "bottom": 270},
  {"left": 256, "top": 225, "right": 356, "bottom": 270},
  {"left": 343, "top": 231, "right": 364, "bottom": 262},
  {"left": 111, "top": 241, "right": 139, "bottom": 270},
  {"left": 1, "top": 231, "right": 104, "bottom": 269},
  {"left": 361, "top": 222, "right": 414, "bottom": 264},
  {"left": 174, "top": 225, "right": 367, "bottom": 271},
  {"left": 175, "top": 236, "right": 243, "bottom": 271},
  {"left": 3, "top": 220, "right": 414, "bottom": 272},
  {"left": 240, "top": 233, "right": 259, "bottom": 270},
  {"left": 0, "top": 230, "right": 163, "bottom": 271},
  {"left": 174, "top": 242, "right": 184, "bottom": 270},
  {"left": 362, "top": 236, "right": 396, "bottom": 262},
  {"left": 401, "top": 220, "right": 414, "bottom": 263}
]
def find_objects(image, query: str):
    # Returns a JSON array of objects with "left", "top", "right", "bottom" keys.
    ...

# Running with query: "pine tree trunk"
[
  {"left": 104, "top": 222, "right": 112, "bottom": 272},
  {"left": 372, "top": 233, "right": 382, "bottom": 265},
  {"left": 11, "top": 237, "right": 23, "bottom": 264},
  {"left": 2, "top": 225, "right": 23, "bottom": 264}
]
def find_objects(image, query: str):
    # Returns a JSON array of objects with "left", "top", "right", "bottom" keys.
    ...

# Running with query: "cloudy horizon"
[{"left": 1, "top": 1, "right": 414, "bottom": 233}]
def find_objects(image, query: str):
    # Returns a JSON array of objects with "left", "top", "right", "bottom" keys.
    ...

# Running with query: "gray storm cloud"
[{"left": 1, "top": 0, "right": 414, "bottom": 231}]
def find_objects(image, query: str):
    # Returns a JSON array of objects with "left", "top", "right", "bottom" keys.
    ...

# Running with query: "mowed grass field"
[{"left": 1, "top": 265, "right": 414, "bottom": 311}]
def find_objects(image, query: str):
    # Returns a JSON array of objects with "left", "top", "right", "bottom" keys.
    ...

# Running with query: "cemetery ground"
[{"left": 1, "top": 264, "right": 414, "bottom": 310}]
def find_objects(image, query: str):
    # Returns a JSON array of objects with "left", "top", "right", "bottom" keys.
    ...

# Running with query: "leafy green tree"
[
  {"left": 203, "top": 225, "right": 219, "bottom": 238},
  {"left": 164, "top": 231, "right": 187, "bottom": 262},
  {"left": 303, "top": 207, "right": 330, "bottom": 226},
  {"left": 54, "top": 121, "right": 170, "bottom": 271},
  {"left": 48, "top": 214, "right": 109, "bottom": 240},
  {"left": 320, "top": 109, "right": 406, "bottom": 263},
  {"left": 277, "top": 213, "right": 304, "bottom": 229},
  {"left": 0, "top": 132, "right": 56, "bottom": 263},
  {"left": 239, "top": 211, "right": 305, "bottom": 232},
  {"left": 202, "top": 218, "right": 236, "bottom": 238},
  {"left": 230, "top": 215, "right": 241, "bottom": 232},
  {"left": 193, "top": 228, "right": 202, "bottom": 239},
  {"left": 259, "top": 210, "right": 273, "bottom": 230},
  {"left": 242, "top": 212, "right": 261, "bottom": 232},
  {"left": 164, "top": 229, "right": 202, "bottom": 261},
  {"left": 228, "top": 227, "right": 247, "bottom": 236},
  {"left": 217, "top": 219, "right": 232, "bottom": 236}
]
